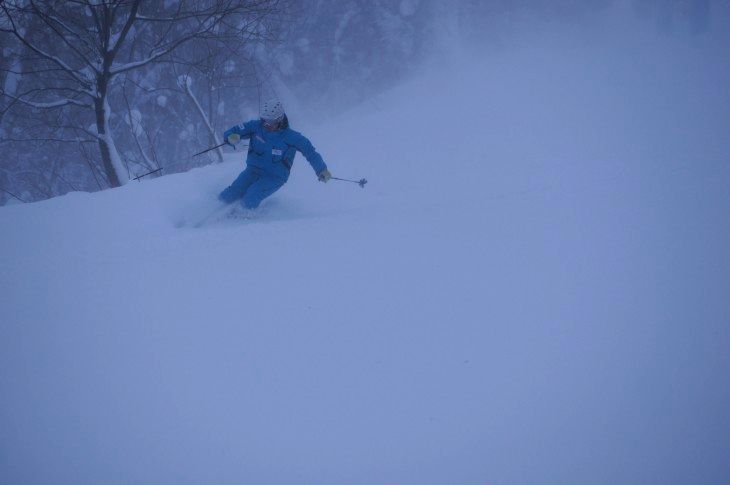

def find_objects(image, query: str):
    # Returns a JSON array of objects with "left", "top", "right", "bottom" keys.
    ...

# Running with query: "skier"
[{"left": 218, "top": 99, "right": 331, "bottom": 210}]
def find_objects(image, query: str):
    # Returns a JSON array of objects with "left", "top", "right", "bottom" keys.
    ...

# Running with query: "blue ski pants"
[{"left": 218, "top": 167, "right": 286, "bottom": 209}]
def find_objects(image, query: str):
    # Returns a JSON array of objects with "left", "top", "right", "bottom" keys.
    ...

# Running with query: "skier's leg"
[
  {"left": 219, "top": 167, "right": 259, "bottom": 203},
  {"left": 242, "top": 175, "right": 286, "bottom": 209}
]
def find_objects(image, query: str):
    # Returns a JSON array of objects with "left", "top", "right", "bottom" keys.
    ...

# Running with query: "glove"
[
  {"left": 318, "top": 169, "right": 332, "bottom": 183},
  {"left": 226, "top": 132, "right": 241, "bottom": 146}
]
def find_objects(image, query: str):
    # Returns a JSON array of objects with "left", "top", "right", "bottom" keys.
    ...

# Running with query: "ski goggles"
[{"left": 262, "top": 116, "right": 284, "bottom": 130}]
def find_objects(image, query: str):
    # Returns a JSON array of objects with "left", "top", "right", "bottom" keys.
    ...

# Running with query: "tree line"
[{"left": 1, "top": 0, "right": 291, "bottom": 201}]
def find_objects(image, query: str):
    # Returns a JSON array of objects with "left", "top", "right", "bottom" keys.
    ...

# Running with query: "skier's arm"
[
  {"left": 223, "top": 120, "right": 255, "bottom": 145},
  {"left": 291, "top": 133, "right": 328, "bottom": 177}
]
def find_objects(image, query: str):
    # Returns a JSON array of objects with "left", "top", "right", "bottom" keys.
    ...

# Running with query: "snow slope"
[{"left": 2, "top": 15, "right": 730, "bottom": 484}]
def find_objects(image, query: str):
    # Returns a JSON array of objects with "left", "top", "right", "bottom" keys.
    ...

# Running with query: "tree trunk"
[
  {"left": 94, "top": 94, "right": 123, "bottom": 188},
  {"left": 183, "top": 79, "right": 223, "bottom": 164},
  {"left": 206, "top": 79, "right": 224, "bottom": 164}
]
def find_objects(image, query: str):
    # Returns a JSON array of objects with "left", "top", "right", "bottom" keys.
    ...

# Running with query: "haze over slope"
[{"left": 2, "top": 5, "right": 730, "bottom": 484}]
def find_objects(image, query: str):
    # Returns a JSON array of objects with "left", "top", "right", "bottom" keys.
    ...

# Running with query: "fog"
[
  {"left": 1, "top": 1, "right": 728, "bottom": 202},
  {"left": 1, "top": 1, "right": 730, "bottom": 484}
]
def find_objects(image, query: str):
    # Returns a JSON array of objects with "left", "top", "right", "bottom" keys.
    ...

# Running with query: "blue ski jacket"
[{"left": 224, "top": 118, "right": 327, "bottom": 181}]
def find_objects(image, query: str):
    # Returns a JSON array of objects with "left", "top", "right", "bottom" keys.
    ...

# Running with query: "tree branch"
[
  {"left": 1, "top": 3, "right": 93, "bottom": 87},
  {"left": 108, "top": 0, "right": 141, "bottom": 61},
  {"left": 28, "top": 0, "right": 99, "bottom": 73},
  {"left": 1, "top": 89, "right": 92, "bottom": 110},
  {"left": 0, "top": 136, "right": 96, "bottom": 144}
]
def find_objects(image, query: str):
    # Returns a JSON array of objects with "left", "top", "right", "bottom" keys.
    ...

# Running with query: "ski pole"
[
  {"left": 193, "top": 141, "right": 229, "bottom": 157},
  {"left": 132, "top": 167, "right": 163, "bottom": 181},
  {"left": 0, "top": 186, "right": 27, "bottom": 203},
  {"left": 331, "top": 176, "right": 368, "bottom": 188}
]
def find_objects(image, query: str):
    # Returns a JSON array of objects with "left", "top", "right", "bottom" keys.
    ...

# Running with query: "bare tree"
[
  {"left": 168, "top": 36, "right": 268, "bottom": 166},
  {"left": 1, "top": 0, "right": 286, "bottom": 188}
]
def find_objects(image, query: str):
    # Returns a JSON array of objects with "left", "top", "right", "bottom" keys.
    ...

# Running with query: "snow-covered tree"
[{"left": 1, "top": 0, "right": 286, "bottom": 188}]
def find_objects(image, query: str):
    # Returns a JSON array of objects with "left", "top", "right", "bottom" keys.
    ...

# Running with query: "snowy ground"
[{"left": 2, "top": 17, "right": 730, "bottom": 484}]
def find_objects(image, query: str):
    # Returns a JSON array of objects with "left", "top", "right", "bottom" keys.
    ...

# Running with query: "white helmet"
[{"left": 261, "top": 99, "right": 285, "bottom": 122}]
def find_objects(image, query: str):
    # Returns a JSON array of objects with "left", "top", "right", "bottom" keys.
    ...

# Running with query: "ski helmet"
[{"left": 261, "top": 99, "right": 285, "bottom": 122}]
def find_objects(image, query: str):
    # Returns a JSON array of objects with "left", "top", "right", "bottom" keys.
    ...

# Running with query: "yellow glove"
[{"left": 227, "top": 133, "right": 241, "bottom": 145}]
